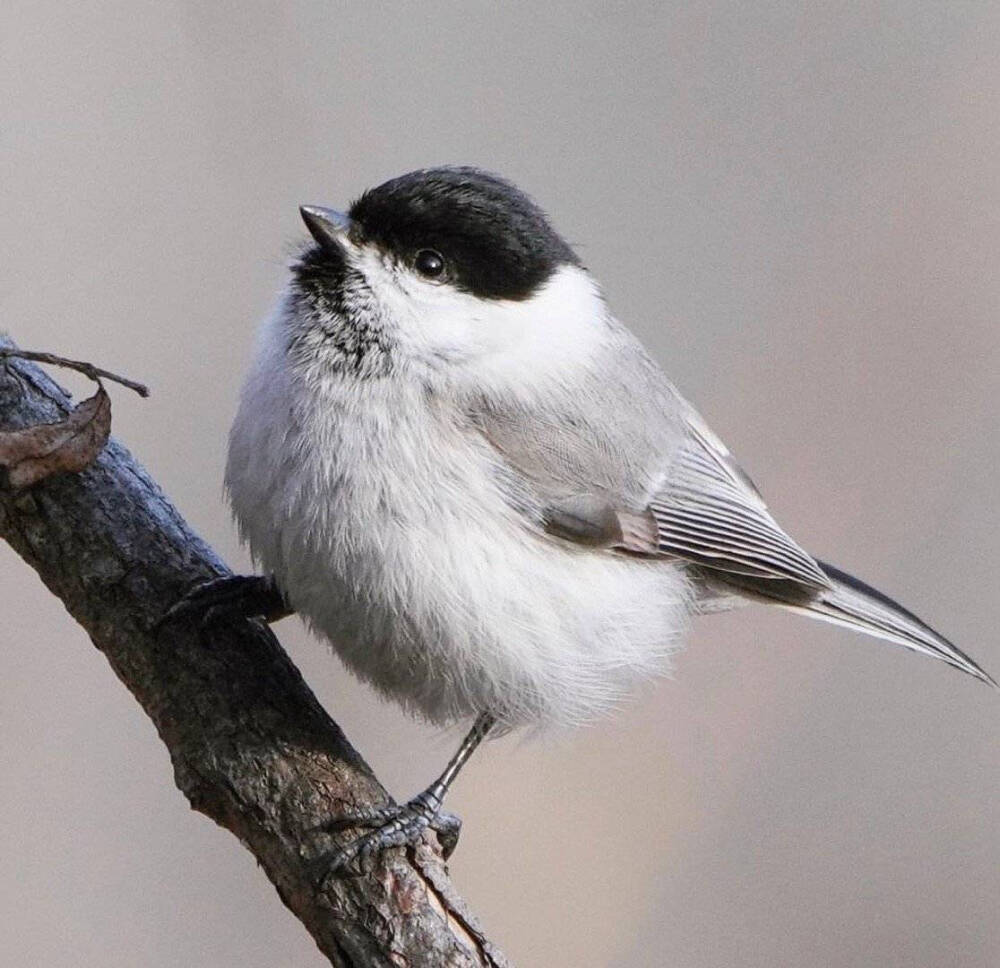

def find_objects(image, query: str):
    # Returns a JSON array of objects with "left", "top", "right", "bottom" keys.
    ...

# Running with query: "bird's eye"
[{"left": 414, "top": 249, "right": 446, "bottom": 279}]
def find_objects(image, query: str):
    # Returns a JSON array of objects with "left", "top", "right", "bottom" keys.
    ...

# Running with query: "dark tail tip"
[{"left": 814, "top": 560, "right": 997, "bottom": 689}]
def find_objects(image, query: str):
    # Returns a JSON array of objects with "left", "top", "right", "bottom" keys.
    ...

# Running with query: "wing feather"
[{"left": 648, "top": 411, "right": 831, "bottom": 589}]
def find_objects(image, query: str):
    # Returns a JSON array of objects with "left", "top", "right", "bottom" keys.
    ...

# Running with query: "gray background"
[{"left": 2, "top": 2, "right": 998, "bottom": 966}]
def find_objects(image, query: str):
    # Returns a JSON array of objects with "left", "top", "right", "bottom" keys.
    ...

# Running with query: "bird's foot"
[
  {"left": 159, "top": 574, "right": 291, "bottom": 628},
  {"left": 318, "top": 793, "right": 462, "bottom": 879}
]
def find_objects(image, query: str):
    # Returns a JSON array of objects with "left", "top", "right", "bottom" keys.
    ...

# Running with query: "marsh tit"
[{"left": 178, "top": 166, "right": 993, "bottom": 870}]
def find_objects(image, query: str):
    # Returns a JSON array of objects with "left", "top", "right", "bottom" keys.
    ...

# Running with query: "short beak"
[{"left": 299, "top": 205, "right": 353, "bottom": 254}]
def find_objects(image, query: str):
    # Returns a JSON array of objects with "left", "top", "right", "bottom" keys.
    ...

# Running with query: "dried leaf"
[{"left": 0, "top": 387, "right": 111, "bottom": 489}]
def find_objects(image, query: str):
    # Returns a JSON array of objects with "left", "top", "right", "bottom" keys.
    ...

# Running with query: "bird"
[{"left": 170, "top": 166, "right": 994, "bottom": 871}]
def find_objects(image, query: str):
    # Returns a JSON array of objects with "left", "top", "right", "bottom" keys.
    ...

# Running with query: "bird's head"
[{"left": 286, "top": 167, "right": 604, "bottom": 384}]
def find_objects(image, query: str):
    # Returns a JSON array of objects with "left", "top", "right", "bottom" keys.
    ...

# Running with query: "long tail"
[
  {"left": 706, "top": 561, "right": 996, "bottom": 687},
  {"left": 783, "top": 560, "right": 996, "bottom": 687}
]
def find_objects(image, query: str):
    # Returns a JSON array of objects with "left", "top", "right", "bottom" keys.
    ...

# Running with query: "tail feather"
[
  {"left": 780, "top": 560, "right": 997, "bottom": 687},
  {"left": 703, "top": 560, "right": 996, "bottom": 686}
]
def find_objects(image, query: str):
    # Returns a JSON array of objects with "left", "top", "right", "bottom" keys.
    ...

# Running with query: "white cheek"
[
  {"left": 383, "top": 263, "right": 610, "bottom": 386},
  {"left": 446, "top": 265, "right": 612, "bottom": 393},
  {"left": 347, "top": 250, "right": 474, "bottom": 357}
]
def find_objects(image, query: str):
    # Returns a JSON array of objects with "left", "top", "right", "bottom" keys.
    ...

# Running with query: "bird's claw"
[
  {"left": 158, "top": 575, "right": 290, "bottom": 629},
  {"left": 317, "top": 796, "right": 462, "bottom": 881}
]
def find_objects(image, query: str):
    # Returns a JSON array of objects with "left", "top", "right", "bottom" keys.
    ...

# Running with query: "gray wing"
[
  {"left": 533, "top": 411, "right": 830, "bottom": 590},
  {"left": 463, "top": 327, "right": 828, "bottom": 591},
  {"left": 647, "top": 409, "right": 831, "bottom": 589}
]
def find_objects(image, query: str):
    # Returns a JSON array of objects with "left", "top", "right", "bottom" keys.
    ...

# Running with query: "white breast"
[{"left": 226, "top": 300, "right": 692, "bottom": 730}]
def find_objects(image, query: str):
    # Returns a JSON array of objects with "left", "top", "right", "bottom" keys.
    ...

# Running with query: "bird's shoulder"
[{"left": 460, "top": 320, "right": 687, "bottom": 507}]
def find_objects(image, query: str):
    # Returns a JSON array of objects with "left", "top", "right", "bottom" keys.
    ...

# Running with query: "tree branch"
[{"left": 0, "top": 341, "right": 510, "bottom": 968}]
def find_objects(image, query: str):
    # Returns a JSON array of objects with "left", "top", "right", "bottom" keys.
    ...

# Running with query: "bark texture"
[{"left": 0, "top": 345, "right": 509, "bottom": 968}]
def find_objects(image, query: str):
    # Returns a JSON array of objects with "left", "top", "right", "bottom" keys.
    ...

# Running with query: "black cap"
[{"left": 346, "top": 167, "right": 580, "bottom": 300}]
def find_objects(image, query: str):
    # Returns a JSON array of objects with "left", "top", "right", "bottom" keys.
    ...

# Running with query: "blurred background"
[{"left": 2, "top": 2, "right": 999, "bottom": 966}]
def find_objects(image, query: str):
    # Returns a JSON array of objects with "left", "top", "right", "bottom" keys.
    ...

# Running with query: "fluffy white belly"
[
  {"left": 287, "top": 517, "right": 688, "bottom": 729},
  {"left": 227, "top": 376, "right": 690, "bottom": 729}
]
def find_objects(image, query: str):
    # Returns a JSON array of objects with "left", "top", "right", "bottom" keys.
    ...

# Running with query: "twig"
[{"left": 0, "top": 348, "right": 150, "bottom": 397}]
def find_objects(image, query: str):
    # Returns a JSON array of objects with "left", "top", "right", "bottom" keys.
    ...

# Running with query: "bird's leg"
[
  {"left": 320, "top": 711, "right": 497, "bottom": 876},
  {"left": 159, "top": 574, "right": 292, "bottom": 627}
]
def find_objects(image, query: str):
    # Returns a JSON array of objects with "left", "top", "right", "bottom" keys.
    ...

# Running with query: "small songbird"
[{"left": 178, "top": 166, "right": 993, "bottom": 870}]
